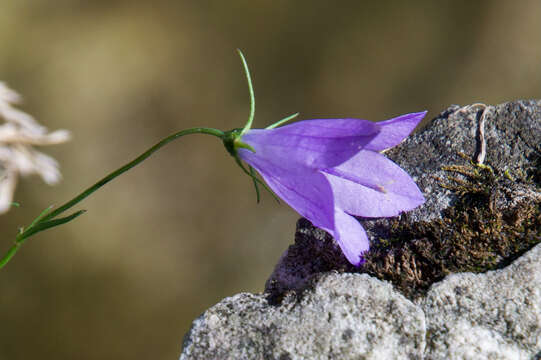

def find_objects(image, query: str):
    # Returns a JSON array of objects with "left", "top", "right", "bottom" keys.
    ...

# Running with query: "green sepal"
[
  {"left": 249, "top": 166, "right": 261, "bottom": 203},
  {"left": 222, "top": 128, "right": 255, "bottom": 157},
  {"left": 237, "top": 50, "right": 256, "bottom": 136},
  {"left": 233, "top": 156, "right": 280, "bottom": 203},
  {"left": 266, "top": 112, "right": 300, "bottom": 129}
]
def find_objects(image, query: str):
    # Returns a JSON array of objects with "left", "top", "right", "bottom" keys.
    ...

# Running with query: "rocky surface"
[
  {"left": 181, "top": 273, "right": 426, "bottom": 360},
  {"left": 180, "top": 101, "right": 541, "bottom": 359},
  {"left": 387, "top": 101, "right": 540, "bottom": 223},
  {"left": 181, "top": 244, "right": 541, "bottom": 360},
  {"left": 422, "top": 242, "right": 541, "bottom": 359}
]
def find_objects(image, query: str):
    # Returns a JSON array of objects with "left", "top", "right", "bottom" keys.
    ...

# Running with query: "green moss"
[{"left": 360, "top": 158, "right": 541, "bottom": 300}]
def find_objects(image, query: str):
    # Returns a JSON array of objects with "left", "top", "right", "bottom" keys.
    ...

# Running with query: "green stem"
[
  {"left": 42, "top": 127, "right": 224, "bottom": 222},
  {"left": 0, "top": 242, "right": 21, "bottom": 268},
  {"left": 0, "top": 127, "right": 224, "bottom": 270}
]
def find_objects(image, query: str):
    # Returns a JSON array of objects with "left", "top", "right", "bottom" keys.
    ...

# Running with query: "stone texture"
[
  {"left": 181, "top": 244, "right": 541, "bottom": 360},
  {"left": 181, "top": 273, "right": 426, "bottom": 360},
  {"left": 384, "top": 101, "right": 540, "bottom": 223},
  {"left": 422, "top": 242, "right": 541, "bottom": 359},
  {"left": 180, "top": 101, "right": 541, "bottom": 359}
]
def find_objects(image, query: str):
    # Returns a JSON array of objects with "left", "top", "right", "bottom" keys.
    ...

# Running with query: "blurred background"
[{"left": 0, "top": 1, "right": 540, "bottom": 359}]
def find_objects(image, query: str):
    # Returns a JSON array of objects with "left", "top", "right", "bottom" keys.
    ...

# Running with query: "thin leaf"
[
  {"left": 249, "top": 166, "right": 261, "bottom": 203},
  {"left": 238, "top": 50, "right": 255, "bottom": 136},
  {"left": 266, "top": 113, "right": 299, "bottom": 129},
  {"left": 28, "top": 205, "right": 54, "bottom": 229},
  {"left": 19, "top": 210, "right": 86, "bottom": 241},
  {"left": 234, "top": 157, "right": 280, "bottom": 203}
]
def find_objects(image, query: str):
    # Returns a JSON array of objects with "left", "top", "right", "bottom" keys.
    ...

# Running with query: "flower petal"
[
  {"left": 365, "top": 111, "right": 427, "bottom": 151},
  {"left": 323, "top": 150, "right": 425, "bottom": 217},
  {"left": 241, "top": 151, "right": 335, "bottom": 230},
  {"left": 241, "top": 118, "right": 379, "bottom": 172},
  {"left": 324, "top": 209, "right": 369, "bottom": 266}
]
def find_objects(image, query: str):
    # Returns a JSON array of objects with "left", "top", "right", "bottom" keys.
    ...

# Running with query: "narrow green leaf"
[
  {"left": 249, "top": 166, "right": 261, "bottom": 203},
  {"left": 238, "top": 50, "right": 255, "bottom": 136},
  {"left": 19, "top": 210, "right": 86, "bottom": 241},
  {"left": 28, "top": 205, "right": 55, "bottom": 229},
  {"left": 266, "top": 113, "right": 300, "bottom": 129},
  {"left": 234, "top": 157, "right": 280, "bottom": 203}
]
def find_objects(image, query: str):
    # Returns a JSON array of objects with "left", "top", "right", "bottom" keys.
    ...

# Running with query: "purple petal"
[
  {"left": 241, "top": 150, "right": 335, "bottom": 230},
  {"left": 365, "top": 111, "right": 427, "bottom": 151},
  {"left": 241, "top": 118, "right": 379, "bottom": 172},
  {"left": 324, "top": 209, "right": 369, "bottom": 266},
  {"left": 323, "top": 150, "right": 425, "bottom": 217}
]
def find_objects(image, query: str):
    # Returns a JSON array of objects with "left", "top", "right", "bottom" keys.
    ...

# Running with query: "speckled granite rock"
[
  {"left": 386, "top": 101, "right": 540, "bottom": 223},
  {"left": 422, "top": 242, "right": 541, "bottom": 359},
  {"left": 181, "top": 273, "right": 426, "bottom": 360},
  {"left": 181, "top": 244, "right": 541, "bottom": 360},
  {"left": 180, "top": 101, "right": 541, "bottom": 359}
]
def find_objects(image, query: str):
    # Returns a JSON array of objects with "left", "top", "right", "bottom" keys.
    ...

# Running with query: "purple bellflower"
[
  {"left": 226, "top": 112, "right": 426, "bottom": 266},
  {"left": 0, "top": 50, "right": 426, "bottom": 270},
  {"left": 222, "top": 51, "right": 426, "bottom": 266}
]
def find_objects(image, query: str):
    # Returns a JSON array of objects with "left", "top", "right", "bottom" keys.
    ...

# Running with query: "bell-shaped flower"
[
  {"left": 236, "top": 111, "right": 426, "bottom": 266},
  {"left": 0, "top": 51, "right": 426, "bottom": 270}
]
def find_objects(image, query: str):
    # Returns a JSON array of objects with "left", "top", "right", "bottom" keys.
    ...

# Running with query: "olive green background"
[{"left": 1, "top": 1, "right": 540, "bottom": 359}]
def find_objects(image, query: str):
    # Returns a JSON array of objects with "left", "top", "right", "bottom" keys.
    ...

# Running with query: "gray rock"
[
  {"left": 386, "top": 101, "right": 540, "bottom": 224},
  {"left": 180, "top": 101, "right": 541, "bottom": 359},
  {"left": 181, "top": 273, "right": 426, "bottom": 360},
  {"left": 181, "top": 244, "right": 541, "bottom": 360},
  {"left": 421, "top": 242, "right": 541, "bottom": 359}
]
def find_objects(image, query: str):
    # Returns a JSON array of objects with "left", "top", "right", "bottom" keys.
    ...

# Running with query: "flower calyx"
[{"left": 222, "top": 128, "right": 255, "bottom": 158}]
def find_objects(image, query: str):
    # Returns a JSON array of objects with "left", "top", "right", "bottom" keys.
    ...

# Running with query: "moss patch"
[{"left": 360, "top": 159, "right": 541, "bottom": 300}]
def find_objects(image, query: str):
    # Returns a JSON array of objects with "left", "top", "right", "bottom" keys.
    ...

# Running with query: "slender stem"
[
  {"left": 42, "top": 127, "right": 224, "bottom": 222},
  {"left": 0, "top": 242, "right": 21, "bottom": 268},
  {"left": 0, "top": 127, "right": 224, "bottom": 270},
  {"left": 238, "top": 50, "right": 255, "bottom": 136}
]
